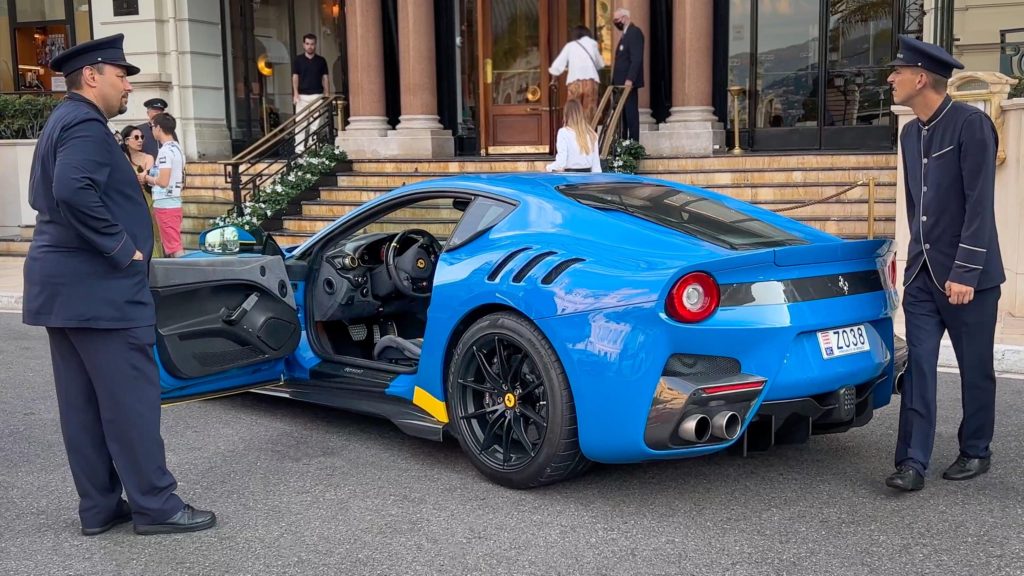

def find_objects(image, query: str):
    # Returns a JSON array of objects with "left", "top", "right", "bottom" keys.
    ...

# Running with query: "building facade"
[
  {"left": 42, "top": 1, "right": 1014, "bottom": 161},
  {"left": 951, "top": 0, "right": 1024, "bottom": 76}
]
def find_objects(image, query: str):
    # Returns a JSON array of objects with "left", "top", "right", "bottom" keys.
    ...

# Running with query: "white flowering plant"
[
  {"left": 608, "top": 138, "right": 646, "bottom": 174},
  {"left": 212, "top": 145, "right": 347, "bottom": 232}
]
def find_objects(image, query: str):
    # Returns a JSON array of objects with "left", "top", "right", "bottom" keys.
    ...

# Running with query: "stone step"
[
  {"left": 300, "top": 200, "right": 464, "bottom": 219},
  {"left": 183, "top": 199, "right": 234, "bottom": 218},
  {"left": 183, "top": 216, "right": 219, "bottom": 233},
  {"left": 711, "top": 182, "right": 896, "bottom": 203},
  {"left": 332, "top": 168, "right": 896, "bottom": 189},
  {"left": 319, "top": 188, "right": 392, "bottom": 202},
  {"left": 184, "top": 187, "right": 236, "bottom": 201},
  {"left": 186, "top": 161, "right": 284, "bottom": 176},
  {"left": 0, "top": 238, "right": 30, "bottom": 256},
  {"left": 759, "top": 199, "right": 897, "bottom": 218},
  {"left": 350, "top": 153, "right": 896, "bottom": 174},
  {"left": 281, "top": 216, "right": 460, "bottom": 235}
]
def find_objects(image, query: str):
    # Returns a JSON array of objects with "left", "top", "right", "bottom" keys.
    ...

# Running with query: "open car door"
[{"left": 150, "top": 256, "right": 301, "bottom": 403}]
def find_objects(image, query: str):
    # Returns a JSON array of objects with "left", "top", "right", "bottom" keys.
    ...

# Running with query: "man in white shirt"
[{"left": 549, "top": 26, "right": 604, "bottom": 123}]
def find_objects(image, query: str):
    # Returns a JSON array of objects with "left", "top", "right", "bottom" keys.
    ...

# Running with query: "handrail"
[
  {"left": 223, "top": 95, "right": 331, "bottom": 164},
  {"left": 590, "top": 84, "right": 633, "bottom": 159},
  {"left": 221, "top": 95, "right": 343, "bottom": 217},
  {"left": 769, "top": 177, "right": 878, "bottom": 239}
]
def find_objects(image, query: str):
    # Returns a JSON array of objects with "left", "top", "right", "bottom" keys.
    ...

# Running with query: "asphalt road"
[{"left": 2, "top": 312, "right": 1023, "bottom": 576}]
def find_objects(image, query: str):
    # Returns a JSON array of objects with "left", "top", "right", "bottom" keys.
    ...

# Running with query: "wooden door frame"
[{"left": 477, "top": 0, "right": 557, "bottom": 155}]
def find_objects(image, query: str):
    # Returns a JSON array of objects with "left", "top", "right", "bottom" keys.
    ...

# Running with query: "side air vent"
[
  {"left": 487, "top": 247, "right": 532, "bottom": 282},
  {"left": 540, "top": 257, "right": 585, "bottom": 285},
  {"left": 512, "top": 251, "right": 558, "bottom": 283}
]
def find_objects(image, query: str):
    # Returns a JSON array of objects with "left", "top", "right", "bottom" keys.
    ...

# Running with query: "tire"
[{"left": 446, "top": 312, "right": 590, "bottom": 488}]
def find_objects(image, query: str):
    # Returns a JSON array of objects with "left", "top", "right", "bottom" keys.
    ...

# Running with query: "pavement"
[
  {"left": 4, "top": 255, "right": 1024, "bottom": 374},
  {"left": 1, "top": 313, "right": 1023, "bottom": 575}
]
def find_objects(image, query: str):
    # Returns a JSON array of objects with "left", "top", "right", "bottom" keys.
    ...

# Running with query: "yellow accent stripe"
[{"left": 413, "top": 386, "right": 449, "bottom": 424}]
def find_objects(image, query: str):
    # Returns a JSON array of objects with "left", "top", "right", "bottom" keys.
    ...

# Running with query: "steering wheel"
[{"left": 385, "top": 229, "right": 443, "bottom": 298}]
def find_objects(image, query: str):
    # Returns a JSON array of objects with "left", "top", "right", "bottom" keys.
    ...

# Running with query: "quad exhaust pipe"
[
  {"left": 678, "top": 414, "right": 711, "bottom": 443},
  {"left": 711, "top": 411, "right": 741, "bottom": 441},
  {"left": 678, "top": 411, "right": 741, "bottom": 443}
]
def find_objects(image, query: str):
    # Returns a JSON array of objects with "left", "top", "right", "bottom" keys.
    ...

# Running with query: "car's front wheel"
[{"left": 446, "top": 312, "right": 590, "bottom": 488}]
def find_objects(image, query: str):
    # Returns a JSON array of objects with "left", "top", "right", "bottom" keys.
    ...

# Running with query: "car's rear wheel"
[{"left": 446, "top": 312, "right": 590, "bottom": 488}]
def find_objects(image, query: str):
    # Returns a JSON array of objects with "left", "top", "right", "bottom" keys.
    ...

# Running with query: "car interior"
[{"left": 306, "top": 196, "right": 469, "bottom": 368}]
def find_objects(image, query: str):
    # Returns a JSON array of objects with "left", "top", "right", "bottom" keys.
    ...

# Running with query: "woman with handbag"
[{"left": 549, "top": 25, "right": 604, "bottom": 123}]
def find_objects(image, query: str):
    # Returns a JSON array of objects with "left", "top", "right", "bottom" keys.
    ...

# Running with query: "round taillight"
[{"left": 666, "top": 272, "right": 720, "bottom": 323}]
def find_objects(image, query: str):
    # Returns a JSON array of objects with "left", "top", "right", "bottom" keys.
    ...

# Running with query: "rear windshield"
[{"left": 557, "top": 183, "right": 808, "bottom": 250}]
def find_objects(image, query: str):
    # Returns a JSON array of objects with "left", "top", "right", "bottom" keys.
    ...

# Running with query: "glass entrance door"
[
  {"left": 751, "top": 0, "right": 822, "bottom": 150},
  {"left": 821, "top": 0, "right": 895, "bottom": 149},
  {"left": 727, "top": 0, "right": 896, "bottom": 152},
  {"left": 479, "top": 0, "right": 551, "bottom": 154}
]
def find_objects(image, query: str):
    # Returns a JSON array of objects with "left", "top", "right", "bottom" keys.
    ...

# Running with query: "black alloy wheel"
[{"left": 447, "top": 312, "right": 590, "bottom": 488}]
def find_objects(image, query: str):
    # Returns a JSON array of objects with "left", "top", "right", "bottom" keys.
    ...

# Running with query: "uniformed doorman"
[
  {"left": 138, "top": 97, "right": 168, "bottom": 159},
  {"left": 22, "top": 34, "right": 216, "bottom": 535},
  {"left": 884, "top": 36, "right": 1004, "bottom": 492}
]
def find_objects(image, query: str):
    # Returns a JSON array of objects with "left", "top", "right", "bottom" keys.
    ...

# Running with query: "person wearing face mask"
[
  {"left": 611, "top": 8, "right": 644, "bottom": 142},
  {"left": 22, "top": 34, "right": 216, "bottom": 536}
]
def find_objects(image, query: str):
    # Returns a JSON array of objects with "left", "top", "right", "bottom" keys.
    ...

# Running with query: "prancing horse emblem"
[
  {"left": 838, "top": 275, "right": 850, "bottom": 295},
  {"left": 416, "top": 258, "right": 427, "bottom": 269}
]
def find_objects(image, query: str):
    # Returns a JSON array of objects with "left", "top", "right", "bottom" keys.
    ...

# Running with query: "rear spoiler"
[{"left": 773, "top": 239, "right": 893, "bottom": 267}]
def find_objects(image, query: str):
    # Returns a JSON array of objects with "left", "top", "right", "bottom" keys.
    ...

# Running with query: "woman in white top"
[
  {"left": 548, "top": 26, "right": 604, "bottom": 122},
  {"left": 546, "top": 99, "right": 601, "bottom": 173}
]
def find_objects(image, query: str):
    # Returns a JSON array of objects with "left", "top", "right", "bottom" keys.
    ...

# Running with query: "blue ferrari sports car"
[{"left": 152, "top": 174, "right": 907, "bottom": 488}]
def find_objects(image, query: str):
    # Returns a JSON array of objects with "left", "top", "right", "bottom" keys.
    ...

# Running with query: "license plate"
[{"left": 817, "top": 325, "right": 870, "bottom": 359}]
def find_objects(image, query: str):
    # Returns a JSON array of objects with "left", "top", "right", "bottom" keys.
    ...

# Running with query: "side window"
[
  {"left": 351, "top": 198, "right": 465, "bottom": 239},
  {"left": 446, "top": 197, "right": 516, "bottom": 251}
]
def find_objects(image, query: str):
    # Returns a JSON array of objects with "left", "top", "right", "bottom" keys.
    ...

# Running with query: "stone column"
[
  {"left": 892, "top": 105, "right": 916, "bottom": 293},
  {"left": 89, "top": 0, "right": 232, "bottom": 160},
  {"left": 336, "top": 0, "right": 392, "bottom": 158},
  {"left": 615, "top": 0, "right": 656, "bottom": 130},
  {"left": 389, "top": 0, "right": 453, "bottom": 157},
  {"left": 643, "top": 0, "right": 722, "bottom": 157}
]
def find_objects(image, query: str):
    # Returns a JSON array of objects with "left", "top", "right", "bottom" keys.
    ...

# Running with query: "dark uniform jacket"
[
  {"left": 612, "top": 24, "right": 644, "bottom": 88},
  {"left": 23, "top": 92, "right": 156, "bottom": 328},
  {"left": 901, "top": 95, "right": 1004, "bottom": 291}
]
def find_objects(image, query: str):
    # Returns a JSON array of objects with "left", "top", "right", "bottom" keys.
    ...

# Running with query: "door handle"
[
  {"left": 484, "top": 58, "right": 493, "bottom": 84},
  {"left": 223, "top": 292, "right": 259, "bottom": 325}
]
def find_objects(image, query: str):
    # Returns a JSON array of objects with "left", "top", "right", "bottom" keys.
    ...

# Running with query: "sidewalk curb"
[
  {"left": 939, "top": 340, "right": 1024, "bottom": 375},
  {"left": 0, "top": 292, "right": 21, "bottom": 311}
]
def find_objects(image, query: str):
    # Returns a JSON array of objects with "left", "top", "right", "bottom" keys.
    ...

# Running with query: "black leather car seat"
[{"left": 373, "top": 335, "right": 423, "bottom": 366}]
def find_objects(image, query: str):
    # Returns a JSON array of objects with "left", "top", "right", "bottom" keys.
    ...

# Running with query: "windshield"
[{"left": 557, "top": 183, "right": 808, "bottom": 251}]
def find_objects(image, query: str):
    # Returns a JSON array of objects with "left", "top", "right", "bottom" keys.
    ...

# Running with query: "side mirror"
[{"left": 199, "top": 225, "right": 258, "bottom": 255}]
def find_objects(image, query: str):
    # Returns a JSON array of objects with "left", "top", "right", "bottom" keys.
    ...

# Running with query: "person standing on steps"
[
  {"left": 144, "top": 113, "right": 187, "bottom": 258},
  {"left": 611, "top": 8, "right": 644, "bottom": 142},
  {"left": 292, "top": 33, "right": 330, "bottom": 153},
  {"left": 138, "top": 97, "right": 167, "bottom": 159}
]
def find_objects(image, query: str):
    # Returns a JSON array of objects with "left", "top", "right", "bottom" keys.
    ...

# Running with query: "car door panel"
[{"left": 150, "top": 256, "right": 300, "bottom": 393}]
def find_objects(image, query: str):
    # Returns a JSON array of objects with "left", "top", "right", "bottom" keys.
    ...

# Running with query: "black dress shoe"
[
  {"left": 134, "top": 504, "right": 216, "bottom": 535},
  {"left": 885, "top": 465, "right": 925, "bottom": 491},
  {"left": 81, "top": 500, "right": 132, "bottom": 536},
  {"left": 942, "top": 455, "right": 991, "bottom": 481}
]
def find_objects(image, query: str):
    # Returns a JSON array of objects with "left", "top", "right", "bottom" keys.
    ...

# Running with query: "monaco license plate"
[{"left": 817, "top": 325, "right": 870, "bottom": 359}]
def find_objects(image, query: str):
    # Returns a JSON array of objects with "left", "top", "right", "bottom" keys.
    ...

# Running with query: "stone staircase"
[
  {"left": 269, "top": 153, "right": 897, "bottom": 247},
  {"left": 0, "top": 153, "right": 897, "bottom": 255}
]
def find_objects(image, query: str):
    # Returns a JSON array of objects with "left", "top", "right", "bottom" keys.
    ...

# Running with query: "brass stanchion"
[
  {"left": 867, "top": 176, "right": 876, "bottom": 239},
  {"left": 728, "top": 85, "right": 745, "bottom": 155}
]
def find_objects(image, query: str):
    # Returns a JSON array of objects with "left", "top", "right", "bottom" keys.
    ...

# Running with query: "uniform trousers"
[
  {"left": 620, "top": 86, "right": 640, "bottom": 142},
  {"left": 46, "top": 325, "right": 184, "bottom": 527},
  {"left": 897, "top": 266, "right": 1000, "bottom": 474}
]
